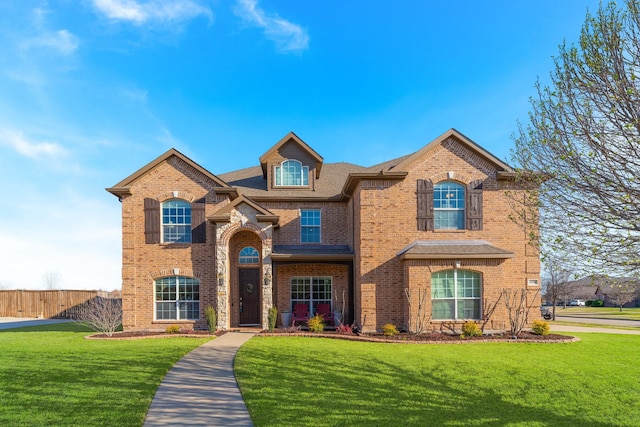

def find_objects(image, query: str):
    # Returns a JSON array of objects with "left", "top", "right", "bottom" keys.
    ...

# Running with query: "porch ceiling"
[{"left": 397, "top": 240, "right": 514, "bottom": 260}]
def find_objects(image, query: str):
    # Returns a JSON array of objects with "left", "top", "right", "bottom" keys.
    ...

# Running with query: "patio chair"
[
  {"left": 315, "top": 303, "right": 334, "bottom": 327},
  {"left": 291, "top": 303, "right": 310, "bottom": 326}
]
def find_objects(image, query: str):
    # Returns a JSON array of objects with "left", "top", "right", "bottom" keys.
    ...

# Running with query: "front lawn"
[
  {"left": 554, "top": 307, "right": 640, "bottom": 320},
  {"left": 0, "top": 323, "right": 210, "bottom": 426},
  {"left": 235, "top": 335, "right": 640, "bottom": 426}
]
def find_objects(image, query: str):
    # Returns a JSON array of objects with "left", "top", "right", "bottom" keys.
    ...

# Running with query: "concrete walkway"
[{"left": 144, "top": 331, "right": 256, "bottom": 427}]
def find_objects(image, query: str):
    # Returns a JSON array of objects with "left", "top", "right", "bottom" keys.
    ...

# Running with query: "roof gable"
[
  {"left": 259, "top": 132, "right": 324, "bottom": 178},
  {"left": 392, "top": 128, "right": 514, "bottom": 174},
  {"left": 106, "top": 148, "right": 235, "bottom": 199},
  {"left": 208, "top": 195, "right": 279, "bottom": 225}
]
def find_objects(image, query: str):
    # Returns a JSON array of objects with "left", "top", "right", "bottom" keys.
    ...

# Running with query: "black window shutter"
[
  {"left": 467, "top": 180, "right": 483, "bottom": 230},
  {"left": 417, "top": 179, "right": 434, "bottom": 231},
  {"left": 191, "top": 198, "right": 206, "bottom": 244},
  {"left": 144, "top": 198, "right": 160, "bottom": 244}
]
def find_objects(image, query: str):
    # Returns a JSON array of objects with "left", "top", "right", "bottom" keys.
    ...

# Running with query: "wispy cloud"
[
  {"left": 92, "top": 0, "right": 213, "bottom": 25},
  {"left": 234, "top": 0, "right": 309, "bottom": 53},
  {"left": 0, "top": 128, "right": 67, "bottom": 160},
  {"left": 21, "top": 29, "right": 79, "bottom": 55}
]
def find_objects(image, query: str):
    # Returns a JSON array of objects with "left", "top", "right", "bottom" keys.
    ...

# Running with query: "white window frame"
[
  {"left": 431, "top": 269, "right": 481, "bottom": 320},
  {"left": 434, "top": 181, "right": 465, "bottom": 230},
  {"left": 274, "top": 159, "right": 309, "bottom": 187},
  {"left": 154, "top": 276, "right": 200, "bottom": 320},
  {"left": 161, "top": 199, "right": 192, "bottom": 243},
  {"left": 300, "top": 209, "right": 321, "bottom": 243},
  {"left": 290, "top": 276, "right": 332, "bottom": 315},
  {"left": 239, "top": 247, "right": 260, "bottom": 264}
]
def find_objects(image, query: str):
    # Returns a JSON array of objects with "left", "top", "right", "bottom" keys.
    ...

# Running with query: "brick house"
[{"left": 107, "top": 129, "right": 540, "bottom": 332}]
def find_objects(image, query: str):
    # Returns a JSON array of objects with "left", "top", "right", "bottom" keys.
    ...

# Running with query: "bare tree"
[
  {"left": 480, "top": 294, "right": 502, "bottom": 333},
  {"left": 502, "top": 288, "right": 540, "bottom": 338},
  {"left": 75, "top": 297, "right": 122, "bottom": 336},
  {"left": 511, "top": 0, "right": 640, "bottom": 276},
  {"left": 404, "top": 287, "right": 431, "bottom": 334},
  {"left": 600, "top": 278, "right": 640, "bottom": 311},
  {"left": 543, "top": 256, "right": 573, "bottom": 318},
  {"left": 44, "top": 271, "right": 61, "bottom": 290}
]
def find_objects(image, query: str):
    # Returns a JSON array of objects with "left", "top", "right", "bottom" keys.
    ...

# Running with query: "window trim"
[
  {"left": 161, "top": 199, "right": 192, "bottom": 243},
  {"left": 434, "top": 181, "right": 465, "bottom": 230},
  {"left": 300, "top": 209, "right": 321, "bottom": 243},
  {"left": 290, "top": 276, "right": 333, "bottom": 315},
  {"left": 154, "top": 276, "right": 200, "bottom": 321},
  {"left": 274, "top": 159, "right": 309, "bottom": 187},
  {"left": 431, "top": 269, "right": 481, "bottom": 320}
]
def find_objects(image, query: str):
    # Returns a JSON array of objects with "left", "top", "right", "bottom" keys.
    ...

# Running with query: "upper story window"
[
  {"left": 431, "top": 270, "right": 481, "bottom": 320},
  {"left": 162, "top": 200, "right": 192, "bottom": 243},
  {"left": 239, "top": 247, "right": 260, "bottom": 264},
  {"left": 275, "top": 160, "right": 309, "bottom": 186},
  {"left": 300, "top": 209, "right": 321, "bottom": 243},
  {"left": 434, "top": 182, "right": 465, "bottom": 230}
]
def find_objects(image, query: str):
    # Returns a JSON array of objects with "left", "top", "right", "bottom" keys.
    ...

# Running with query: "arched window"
[
  {"left": 434, "top": 182, "right": 465, "bottom": 230},
  {"left": 431, "top": 270, "right": 481, "bottom": 320},
  {"left": 239, "top": 247, "right": 260, "bottom": 264},
  {"left": 154, "top": 276, "right": 200, "bottom": 320},
  {"left": 162, "top": 200, "right": 191, "bottom": 243},
  {"left": 275, "top": 160, "right": 309, "bottom": 186}
]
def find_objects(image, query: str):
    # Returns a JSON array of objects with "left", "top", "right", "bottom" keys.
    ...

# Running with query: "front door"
[{"left": 239, "top": 268, "right": 260, "bottom": 325}]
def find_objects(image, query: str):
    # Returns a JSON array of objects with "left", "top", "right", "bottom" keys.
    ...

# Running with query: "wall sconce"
[
  {"left": 263, "top": 272, "right": 271, "bottom": 287},
  {"left": 217, "top": 272, "right": 225, "bottom": 287}
]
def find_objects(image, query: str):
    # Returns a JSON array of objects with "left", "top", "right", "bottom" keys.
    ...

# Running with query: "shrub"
[
  {"left": 268, "top": 306, "right": 278, "bottom": 332},
  {"left": 205, "top": 306, "right": 217, "bottom": 333},
  {"left": 591, "top": 299, "right": 604, "bottom": 307},
  {"left": 382, "top": 323, "right": 399, "bottom": 336},
  {"left": 461, "top": 321, "right": 482, "bottom": 337},
  {"left": 531, "top": 320, "right": 550, "bottom": 336},
  {"left": 165, "top": 325, "right": 181, "bottom": 334},
  {"left": 307, "top": 314, "right": 325, "bottom": 333},
  {"left": 585, "top": 300, "right": 593, "bottom": 307},
  {"left": 335, "top": 323, "right": 353, "bottom": 335},
  {"left": 179, "top": 326, "right": 194, "bottom": 334}
]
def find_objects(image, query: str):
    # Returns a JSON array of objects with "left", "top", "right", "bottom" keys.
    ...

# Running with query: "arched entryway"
[{"left": 229, "top": 230, "right": 263, "bottom": 326}]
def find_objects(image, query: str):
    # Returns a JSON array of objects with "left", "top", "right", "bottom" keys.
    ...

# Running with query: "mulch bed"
[
  {"left": 87, "top": 329, "right": 577, "bottom": 343},
  {"left": 258, "top": 330, "right": 578, "bottom": 344}
]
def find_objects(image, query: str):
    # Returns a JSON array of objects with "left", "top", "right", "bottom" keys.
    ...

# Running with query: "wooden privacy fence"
[{"left": 0, "top": 290, "right": 118, "bottom": 319}]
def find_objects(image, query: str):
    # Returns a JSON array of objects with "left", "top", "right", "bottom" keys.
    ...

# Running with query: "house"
[{"left": 106, "top": 129, "right": 540, "bottom": 332}]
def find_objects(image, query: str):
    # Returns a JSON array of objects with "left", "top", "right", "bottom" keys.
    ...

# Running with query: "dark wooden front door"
[{"left": 239, "top": 268, "right": 260, "bottom": 325}]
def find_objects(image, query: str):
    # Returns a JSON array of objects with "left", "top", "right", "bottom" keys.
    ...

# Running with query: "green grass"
[
  {"left": 554, "top": 307, "right": 640, "bottom": 320},
  {"left": 236, "top": 335, "right": 640, "bottom": 426},
  {"left": 0, "top": 323, "right": 210, "bottom": 426}
]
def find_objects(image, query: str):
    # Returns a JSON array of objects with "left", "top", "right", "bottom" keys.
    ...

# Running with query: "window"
[
  {"left": 290, "top": 276, "right": 332, "bottom": 315},
  {"left": 275, "top": 160, "right": 309, "bottom": 186},
  {"left": 162, "top": 200, "right": 191, "bottom": 243},
  {"left": 155, "top": 276, "right": 200, "bottom": 320},
  {"left": 434, "top": 182, "right": 465, "bottom": 230},
  {"left": 431, "top": 270, "right": 481, "bottom": 320},
  {"left": 239, "top": 247, "right": 260, "bottom": 264},
  {"left": 300, "top": 209, "right": 321, "bottom": 243}
]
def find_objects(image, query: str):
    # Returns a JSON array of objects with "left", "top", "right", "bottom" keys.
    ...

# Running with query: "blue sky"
[{"left": 0, "top": 0, "right": 599, "bottom": 290}]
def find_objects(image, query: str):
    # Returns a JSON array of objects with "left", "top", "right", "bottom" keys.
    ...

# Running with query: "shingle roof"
[
  {"left": 397, "top": 240, "right": 514, "bottom": 259},
  {"left": 219, "top": 162, "right": 367, "bottom": 200}
]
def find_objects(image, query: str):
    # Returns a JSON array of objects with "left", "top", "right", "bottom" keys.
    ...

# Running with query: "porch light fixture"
[
  {"left": 263, "top": 272, "right": 272, "bottom": 287},
  {"left": 217, "top": 272, "right": 225, "bottom": 287}
]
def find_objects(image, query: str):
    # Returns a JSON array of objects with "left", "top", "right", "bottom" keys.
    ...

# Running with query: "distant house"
[
  {"left": 107, "top": 129, "right": 541, "bottom": 332},
  {"left": 563, "top": 276, "right": 640, "bottom": 308}
]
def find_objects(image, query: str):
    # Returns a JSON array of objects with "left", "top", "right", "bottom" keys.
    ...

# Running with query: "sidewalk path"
[
  {"left": 144, "top": 331, "right": 255, "bottom": 427},
  {"left": 550, "top": 324, "right": 640, "bottom": 335}
]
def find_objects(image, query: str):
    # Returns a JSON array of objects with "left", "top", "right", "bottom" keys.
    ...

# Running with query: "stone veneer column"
[{"left": 215, "top": 224, "right": 230, "bottom": 330}]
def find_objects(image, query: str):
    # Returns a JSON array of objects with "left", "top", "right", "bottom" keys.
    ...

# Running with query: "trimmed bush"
[
  {"left": 585, "top": 300, "right": 593, "bottom": 307},
  {"left": 461, "top": 321, "right": 482, "bottom": 337},
  {"left": 165, "top": 325, "right": 181, "bottom": 334},
  {"left": 268, "top": 306, "right": 278, "bottom": 332},
  {"left": 205, "top": 306, "right": 217, "bottom": 333},
  {"left": 591, "top": 299, "right": 604, "bottom": 307},
  {"left": 382, "top": 323, "right": 399, "bottom": 336},
  {"left": 531, "top": 320, "right": 550, "bottom": 336},
  {"left": 307, "top": 314, "right": 325, "bottom": 333}
]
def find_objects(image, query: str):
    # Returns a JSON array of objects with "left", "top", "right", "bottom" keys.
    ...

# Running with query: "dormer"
[{"left": 259, "top": 132, "right": 324, "bottom": 190}]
